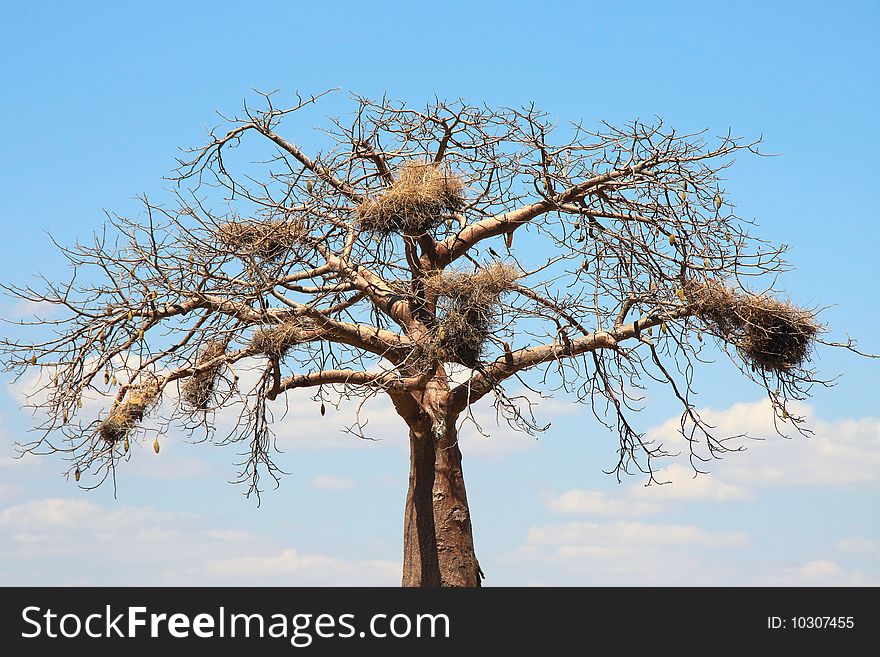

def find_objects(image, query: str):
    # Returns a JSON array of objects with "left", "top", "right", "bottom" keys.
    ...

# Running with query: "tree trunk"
[{"left": 401, "top": 421, "right": 481, "bottom": 587}]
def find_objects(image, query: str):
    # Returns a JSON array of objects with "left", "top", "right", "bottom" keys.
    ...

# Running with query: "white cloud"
[
  {"left": 527, "top": 520, "right": 749, "bottom": 549},
  {"left": 311, "top": 475, "right": 354, "bottom": 492},
  {"left": 764, "top": 559, "right": 879, "bottom": 586},
  {"left": 511, "top": 519, "right": 751, "bottom": 585},
  {"left": 547, "top": 490, "right": 661, "bottom": 517},
  {"left": 835, "top": 538, "right": 879, "bottom": 556},
  {"left": 646, "top": 400, "right": 880, "bottom": 489},
  {"left": 207, "top": 549, "right": 398, "bottom": 586},
  {"left": 0, "top": 498, "right": 398, "bottom": 586},
  {"left": 633, "top": 464, "right": 753, "bottom": 502}
]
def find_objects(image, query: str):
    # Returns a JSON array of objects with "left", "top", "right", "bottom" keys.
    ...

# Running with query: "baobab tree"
[{"left": 0, "top": 92, "right": 860, "bottom": 587}]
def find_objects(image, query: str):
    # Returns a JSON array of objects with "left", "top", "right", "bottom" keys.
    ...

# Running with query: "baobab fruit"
[
  {"left": 123, "top": 437, "right": 130, "bottom": 453},
  {"left": 714, "top": 193, "right": 723, "bottom": 210},
  {"left": 306, "top": 180, "right": 313, "bottom": 193},
  {"left": 138, "top": 328, "right": 145, "bottom": 341},
  {"left": 62, "top": 409, "right": 68, "bottom": 424},
  {"left": 127, "top": 310, "right": 134, "bottom": 322},
  {"left": 74, "top": 467, "right": 81, "bottom": 482},
  {"left": 679, "top": 190, "right": 687, "bottom": 202},
  {"left": 30, "top": 354, "right": 37, "bottom": 365},
  {"left": 668, "top": 233, "right": 676, "bottom": 246},
  {"left": 153, "top": 438, "right": 160, "bottom": 454},
  {"left": 661, "top": 322, "right": 667, "bottom": 334},
  {"left": 53, "top": 373, "right": 59, "bottom": 387},
  {"left": 676, "top": 289, "right": 686, "bottom": 302},
  {"left": 703, "top": 258, "right": 711, "bottom": 268},
  {"left": 320, "top": 403, "right": 326, "bottom": 416},
  {"left": 103, "top": 370, "right": 110, "bottom": 385},
  {"left": 505, "top": 231, "right": 514, "bottom": 249},
  {"left": 111, "top": 373, "right": 117, "bottom": 386},
  {"left": 697, "top": 332, "right": 704, "bottom": 342},
  {"left": 77, "top": 398, "right": 83, "bottom": 409}
]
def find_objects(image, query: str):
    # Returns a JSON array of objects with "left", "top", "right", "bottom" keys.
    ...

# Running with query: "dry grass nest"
[
  {"left": 181, "top": 341, "right": 226, "bottom": 410},
  {"left": 424, "top": 263, "right": 519, "bottom": 368},
  {"left": 250, "top": 318, "right": 316, "bottom": 358},
  {"left": 216, "top": 219, "right": 304, "bottom": 260},
  {"left": 357, "top": 161, "right": 465, "bottom": 235},
  {"left": 98, "top": 380, "right": 160, "bottom": 444},
  {"left": 685, "top": 279, "right": 819, "bottom": 372}
]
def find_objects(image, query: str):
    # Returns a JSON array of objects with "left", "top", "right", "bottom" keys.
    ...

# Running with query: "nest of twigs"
[
  {"left": 250, "top": 318, "right": 315, "bottom": 358},
  {"left": 98, "top": 380, "right": 160, "bottom": 444},
  {"left": 181, "top": 341, "right": 226, "bottom": 410},
  {"left": 216, "top": 219, "right": 304, "bottom": 260},
  {"left": 424, "top": 263, "right": 519, "bottom": 368},
  {"left": 357, "top": 160, "right": 465, "bottom": 235},
  {"left": 685, "top": 279, "right": 819, "bottom": 372}
]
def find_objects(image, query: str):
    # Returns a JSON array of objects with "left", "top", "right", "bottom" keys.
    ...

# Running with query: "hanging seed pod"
[
  {"left": 127, "top": 310, "right": 134, "bottom": 322},
  {"left": 320, "top": 403, "right": 326, "bottom": 417},
  {"left": 661, "top": 323, "right": 667, "bottom": 334},
  {"left": 668, "top": 233, "right": 676, "bottom": 246},
  {"left": 77, "top": 397, "right": 83, "bottom": 409},
  {"left": 62, "top": 409, "right": 68, "bottom": 424},
  {"left": 676, "top": 289, "right": 686, "bottom": 302},
  {"left": 31, "top": 354, "right": 37, "bottom": 366},
  {"left": 111, "top": 374, "right": 117, "bottom": 387},
  {"left": 153, "top": 438, "right": 160, "bottom": 454},
  {"left": 106, "top": 305, "right": 114, "bottom": 316},
  {"left": 98, "top": 327, "right": 105, "bottom": 344},
  {"left": 679, "top": 190, "right": 687, "bottom": 203},
  {"left": 123, "top": 437, "right": 130, "bottom": 453},
  {"left": 104, "top": 370, "right": 110, "bottom": 385},
  {"left": 306, "top": 180, "right": 314, "bottom": 193},
  {"left": 703, "top": 257, "right": 710, "bottom": 268},
  {"left": 582, "top": 259, "right": 589, "bottom": 271},
  {"left": 150, "top": 290, "right": 158, "bottom": 301},
  {"left": 649, "top": 281, "right": 657, "bottom": 291},
  {"left": 505, "top": 231, "right": 514, "bottom": 249},
  {"left": 53, "top": 373, "right": 59, "bottom": 387},
  {"left": 74, "top": 467, "right": 81, "bottom": 482},
  {"left": 138, "top": 328, "right": 145, "bottom": 341},
  {"left": 682, "top": 180, "right": 687, "bottom": 193},
  {"left": 697, "top": 332, "right": 704, "bottom": 342},
  {"left": 714, "top": 193, "right": 722, "bottom": 210}
]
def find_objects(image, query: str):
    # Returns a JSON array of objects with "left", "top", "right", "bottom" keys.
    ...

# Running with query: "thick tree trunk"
[{"left": 401, "top": 421, "right": 481, "bottom": 587}]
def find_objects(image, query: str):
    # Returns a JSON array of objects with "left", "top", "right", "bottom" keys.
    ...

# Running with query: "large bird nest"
[
  {"left": 685, "top": 279, "right": 819, "bottom": 372},
  {"left": 424, "top": 263, "right": 519, "bottom": 368},
  {"left": 98, "top": 380, "right": 160, "bottom": 444},
  {"left": 250, "top": 318, "right": 316, "bottom": 358},
  {"left": 216, "top": 219, "right": 304, "bottom": 260},
  {"left": 181, "top": 341, "right": 226, "bottom": 410},
  {"left": 357, "top": 161, "right": 465, "bottom": 235}
]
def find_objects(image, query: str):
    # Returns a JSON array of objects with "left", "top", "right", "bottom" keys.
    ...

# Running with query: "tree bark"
[{"left": 401, "top": 421, "right": 481, "bottom": 587}]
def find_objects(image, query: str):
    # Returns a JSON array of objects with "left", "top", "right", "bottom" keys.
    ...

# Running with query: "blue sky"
[{"left": 0, "top": 1, "right": 878, "bottom": 586}]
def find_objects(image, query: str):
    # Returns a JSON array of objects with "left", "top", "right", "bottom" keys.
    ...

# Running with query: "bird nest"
[
  {"left": 356, "top": 160, "right": 465, "bottom": 235},
  {"left": 685, "top": 279, "right": 819, "bottom": 372},
  {"left": 181, "top": 340, "right": 226, "bottom": 410},
  {"left": 98, "top": 380, "right": 160, "bottom": 444},
  {"left": 250, "top": 318, "right": 316, "bottom": 358},
  {"left": 216, "top": 219, "right": 304, "bottom": 260},
  {"left": 424, "top": 263, "right": 519, "bottom": 368}
]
